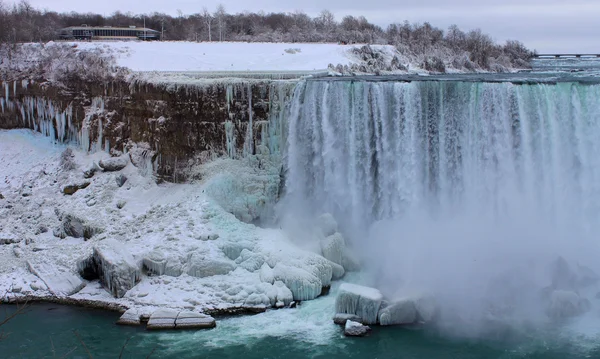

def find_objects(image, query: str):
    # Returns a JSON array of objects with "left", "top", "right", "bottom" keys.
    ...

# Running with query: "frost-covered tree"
[
  {"left": 214, "top": 4, "right": 226, "bottom": 41},
  {"left": 202, "top": 7, "right": 213, "bottom": 41}
]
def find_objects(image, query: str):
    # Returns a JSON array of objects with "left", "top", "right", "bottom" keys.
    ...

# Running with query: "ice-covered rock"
[
  {"left": 318, "top": 213, "right": 338, "bottom": 237},
  {"left": 147, "top": 308, "right": 178, "bottom": 330},
  {"left": 142, "top": 249, "right": 183, "bottom": 277},
  {"left": 27, "top": 260, "right": 85, "bottom": 296},
  {"left": 335, "top": 283, "right": 383, "bottom": 325},
  {"left": 184, "top": 252, "right": 235, "bottom": 278},
  {"left": 117, "top": 308, "right": 142, "bottom": 326},
  {"left": 274, "top": 280, "right": 294, "bottom": 306},
  {"left": 378, "top": 298, "right": 417, "bottom": 326},
  {"left": 175, "top": 311, "right": 216, "bottom": 329},
  {"left": 89, "top": 239, "right": 141, "bottom": 298},
  {"left": 83, "top": 163, "right": 99, "bottom": 178},
  {"left": 235, "top": 249, "right": 265, "bottom": 272},
  {"left": 344, "top": 320, "right": 371, "bottom": 337},
  {"left": 333, "top": 313, "right": 362, "bottom": 325},
  {"left": 546, "top": 290, "right": 591, "bottom": 320},
  {"left": 321, "top": 232, "right": 345, "bottom": 265},
  {"left": 259, "top": 262, "right": 274, "bottom": 284},
  {"left": 99, "top": 157, "right": 128, "bottom": 172},
  {"left": 273, "top": 263, "right": 322, "bottom": 301},
  {"left": 115, "top": 174, "right": 128, "bottom": 187},
  {"left": 62, "top": 181, "right": 90, "bottom": 195},
  {"left": 54, "top": 212, "right": 102, "bottom": 240},
  {"left": 0, "top": 232, "right": 21, "bottom": 244},
  {"left": 330, "top": 261, "right": 345, "bottom": 280}
]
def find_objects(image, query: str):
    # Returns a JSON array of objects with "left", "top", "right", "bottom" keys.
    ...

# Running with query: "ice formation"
[
  {"left": 378, "top": 299, "right": 417, "bottom": 326},
  {"left": 335, "top": 283, "right": 383, "bottom": 325}
]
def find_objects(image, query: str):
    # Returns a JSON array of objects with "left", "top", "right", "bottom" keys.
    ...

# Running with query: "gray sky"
[{"left": 19, "top": 0, "right": 599, "bottom": 53}]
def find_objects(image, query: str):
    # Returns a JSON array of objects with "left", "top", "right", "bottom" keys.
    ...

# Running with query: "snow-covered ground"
[
  {"left": 67, "top": 41, "right": 397, "bottom": 73},
  {"left": 0, "top": 129, "right": 350, "bottom": 320}
]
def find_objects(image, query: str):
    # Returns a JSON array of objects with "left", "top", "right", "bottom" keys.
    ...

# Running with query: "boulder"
[
  {"left": 321, "top": 232, "right": 345, "bottom": 265},
  {"left": 54, "top": 213, "right": 102, "bottom": 240},
  {"left": 88, "top": 239, "right": 141, "bottom": 298},
  {"left": 147, "top": 309, "right": 179, "bottom": 330},
  {"left": 333, "top": 313, "right": 362, "bottom": 326},
  {"left": 318, "top": 213, "right": 338, "bottom": 237},
  {"left": 0, "top": 232, "right": 21, "bottom": 245},
  {"left": 175, "top": 311, "right": 216, "bottom": 329},
  {"left": 83, "top": 163, "right": 99, "bottom": 179},
  {"left": 335, "top": 283, "right": 383, "bottom": 325},
  {"left": 62, "top": 181, "right": 90, "bottom": 195},
  {"left": 115, "top": 174, "right": 128, "bottom": 187},
  {"left": 142, "top": 249, "right": 184, "bottom": 277},
  {"left": 273, "top": 263, "right": 322, "bottom": 301},
  {"left": 344, "top": 320, "right": 371, "bottom": 337},
  {"left": 378, "top": 299, "right": 417, "bottom": 326},
  {"left": 27, "top": 260, "right": 85, "bottom": 296},
  {"left": 330, "top": 261, "right": 345, "bottom": 280},
  {"left": 117, "top": 308, "right": 142, "bottom": 326},
  {"left": 99, "top": 157, "right": 128, "bottom": 172}
]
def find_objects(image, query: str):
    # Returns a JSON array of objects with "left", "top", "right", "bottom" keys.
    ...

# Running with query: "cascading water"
[{"left": 284, "top": 79, "right": 600, "bottom": 336}]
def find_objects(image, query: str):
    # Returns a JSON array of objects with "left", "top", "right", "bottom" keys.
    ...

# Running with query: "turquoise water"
[{"left": 3, "top": 301, "right": 600, "bottom": 359}]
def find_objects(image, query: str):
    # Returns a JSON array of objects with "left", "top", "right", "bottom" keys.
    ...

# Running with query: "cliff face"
[{"left": 0, "top": 78, "right": 295, "bottom": 181}]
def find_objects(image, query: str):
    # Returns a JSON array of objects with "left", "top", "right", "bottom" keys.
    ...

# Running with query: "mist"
[{"left": 281, "top": 79, "right": 600, "bottom": 339}]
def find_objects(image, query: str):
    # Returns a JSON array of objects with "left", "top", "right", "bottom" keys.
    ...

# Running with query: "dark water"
[{"left": 3, "top": 303, "right": 600, "bottom": 359}]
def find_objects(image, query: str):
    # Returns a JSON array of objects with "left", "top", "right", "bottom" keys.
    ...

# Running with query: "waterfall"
[
  {"left": 285, "top": 79, "right": 600, "bottom": 329},
  {"left": 286, "top": 80, "right": 600, "bottom": 235}
]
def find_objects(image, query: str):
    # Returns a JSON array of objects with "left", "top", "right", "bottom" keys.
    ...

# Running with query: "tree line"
[{"left": 0, "top": 0, "right": 534, "bottom": 72}]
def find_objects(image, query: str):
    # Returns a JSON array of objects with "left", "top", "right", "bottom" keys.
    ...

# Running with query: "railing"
[{"left": 533, "top": 54, "right": 600, "bottom": 59}]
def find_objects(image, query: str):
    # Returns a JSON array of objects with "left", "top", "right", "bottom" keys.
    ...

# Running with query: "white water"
[{"left": 284, "top": 80, "right": 600, "bottom": 337}]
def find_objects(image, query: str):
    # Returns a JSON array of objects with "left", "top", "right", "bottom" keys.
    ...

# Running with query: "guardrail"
[{"left": 533, "top": 54, "right": 600, "bottom": 59}]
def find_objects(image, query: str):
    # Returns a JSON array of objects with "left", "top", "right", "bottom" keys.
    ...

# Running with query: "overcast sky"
[{"left": 17, "top": 0, "right": 599, "bottom": 53}]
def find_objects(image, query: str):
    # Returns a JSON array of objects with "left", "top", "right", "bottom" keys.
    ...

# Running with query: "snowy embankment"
[
  {"left": 0, "top": 129, "right": 354, "bottom": 324},
  {"left": 66, "top": 41, "right": 405, "bottom": 77}
]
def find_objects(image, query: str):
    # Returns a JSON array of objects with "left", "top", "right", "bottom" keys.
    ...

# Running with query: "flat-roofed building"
[{"left": 59, "top": 25, "right": 161, "bottom": 41}]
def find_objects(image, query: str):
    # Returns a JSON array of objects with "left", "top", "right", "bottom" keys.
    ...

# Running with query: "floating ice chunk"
[
  {"left": 321, "top": 232, "right": 345, "bottom": 265},
  {"left": 98, "top": 156, "right": 128, "bottom": 172},
  {"left": 117, "top": 308, "right": 142, "bottom": 326},
  {"left": 175, "top": 311, "right": 216, "bottom": 329},
  {"left": 184, "top": 252, "right": 235, "bottom": 278},
  {"left": 344, "top": 320, "right": 370, "bottom": 337},
  {"left": 273, "top": 263, "right": 322, "bottom": 301},
  {"left": 147, "top": 308, "right": 178, "bottom": 330},
  {"left": 318, "top": 213, "right": 338, "bottom": 237},
  {"left": 378, "top": 298, "right": 417, "bottom": 325},
  {"left": 26, "top": 260, "right": 85, "bottom": 296},
  {"left": 335, "top": 283, "right": 383, "bottom": 325},
  {"left": 92, "top": 239, "right": 141, "bottom": 298}
]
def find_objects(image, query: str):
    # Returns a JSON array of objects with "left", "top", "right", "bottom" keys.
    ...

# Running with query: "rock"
[
  {"left": 318, "top": 213, "right": 338, "bottom": 237},
  {"left": 0, "top": 192, "right": 4, "bottom": 199},
  {"left": 321, "top": 232, "right": 345, "bottom": 265},
  {"left": 330, "top": 261, "right": 345, "bottom": 280},
  {"left": 333, "top": 313, "right": 362, "bottom": 326},
  {"left": 147, "top": 309, "right": 179, "bottom": 330},
  {"left": 0, "top": 232, "right": 21, "bottom": 245},
  {"left": 335, "top": 283, "right": 383, "bottom": 325},
  {"left": 83, "top": 164, "right": 98, "bottom": 179},
  {"left": 142, "top": 249, "right": 183, "bottom": 277},
  {"left": 547, "top": 290, "right": 591, "bottom": 320},
  {"left": 116, "top": 200, "right": 127, "bottom": 209},
  {"left": 115, "top": 174, "right": 128, "bottom": 187},
  {"left": 184, "top": 252, "right": 235, "bottom": 278},
  {"left": 54, "top": 213, "right": 102, "bottom": 240},
  {"left": 378, "top": 299, "right": 417, "bottom": 326},
  {"left": 117, "top": 308, "right": 142, "bottom": 326},
  {"left": 83, "top": 239, "right": 141, "bottom": 298},
  {"left": 86, "top": 198, "right": 97, "bottom": 207},
  {"left": 27, "top": 260, "right": 85, "bottom": 296},
  {"left": 35, "top": 225, "right": 48, "bottom": 235},
  {"left": 196, "top": 233, "right": 219, "bottom": 241},
  {"left": 175, "top": 311, "right": 216, "bottom": 329},
  {"left": 99, "top": 157, "right": 128, "bottom": 172},
  {"left": 12, "top": 247, "right": 23, "bottom": 258},
  {"left": 273, "top": 263, "right": 322, "bottom": 301},
  {"left": 62, "top": 181, "right": 91, "bottom": 195},
  {"left": 11, "top": 286, "right": 22, "bottom": 293},
  {"left": 344, "top": 320, "right": 371, "bottom": 337}
]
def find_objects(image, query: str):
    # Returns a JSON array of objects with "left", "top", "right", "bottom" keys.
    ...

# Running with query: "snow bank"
[{"left": 70, "top": 41, "right": 397, "bottom": 73}]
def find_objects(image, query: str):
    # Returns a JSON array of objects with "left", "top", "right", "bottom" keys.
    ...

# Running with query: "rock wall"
[{"left": 0, "top": 78, "right": 296, "bottom": 181}]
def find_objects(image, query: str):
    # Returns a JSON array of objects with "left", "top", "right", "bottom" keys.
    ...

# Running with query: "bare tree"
[
  {"left": 202, "top": 7, "right": 213, "bottom": 41},
  {"left": 214, "top": 4, "right": 226, "bottom": 41}
]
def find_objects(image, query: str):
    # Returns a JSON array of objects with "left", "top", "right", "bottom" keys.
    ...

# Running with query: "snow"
[
  {"left": 69, "top": 41, "right": 397, "bottom": 73},
  {"left": 0, "top": 128, "right": 342, "bottom": 319}
]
